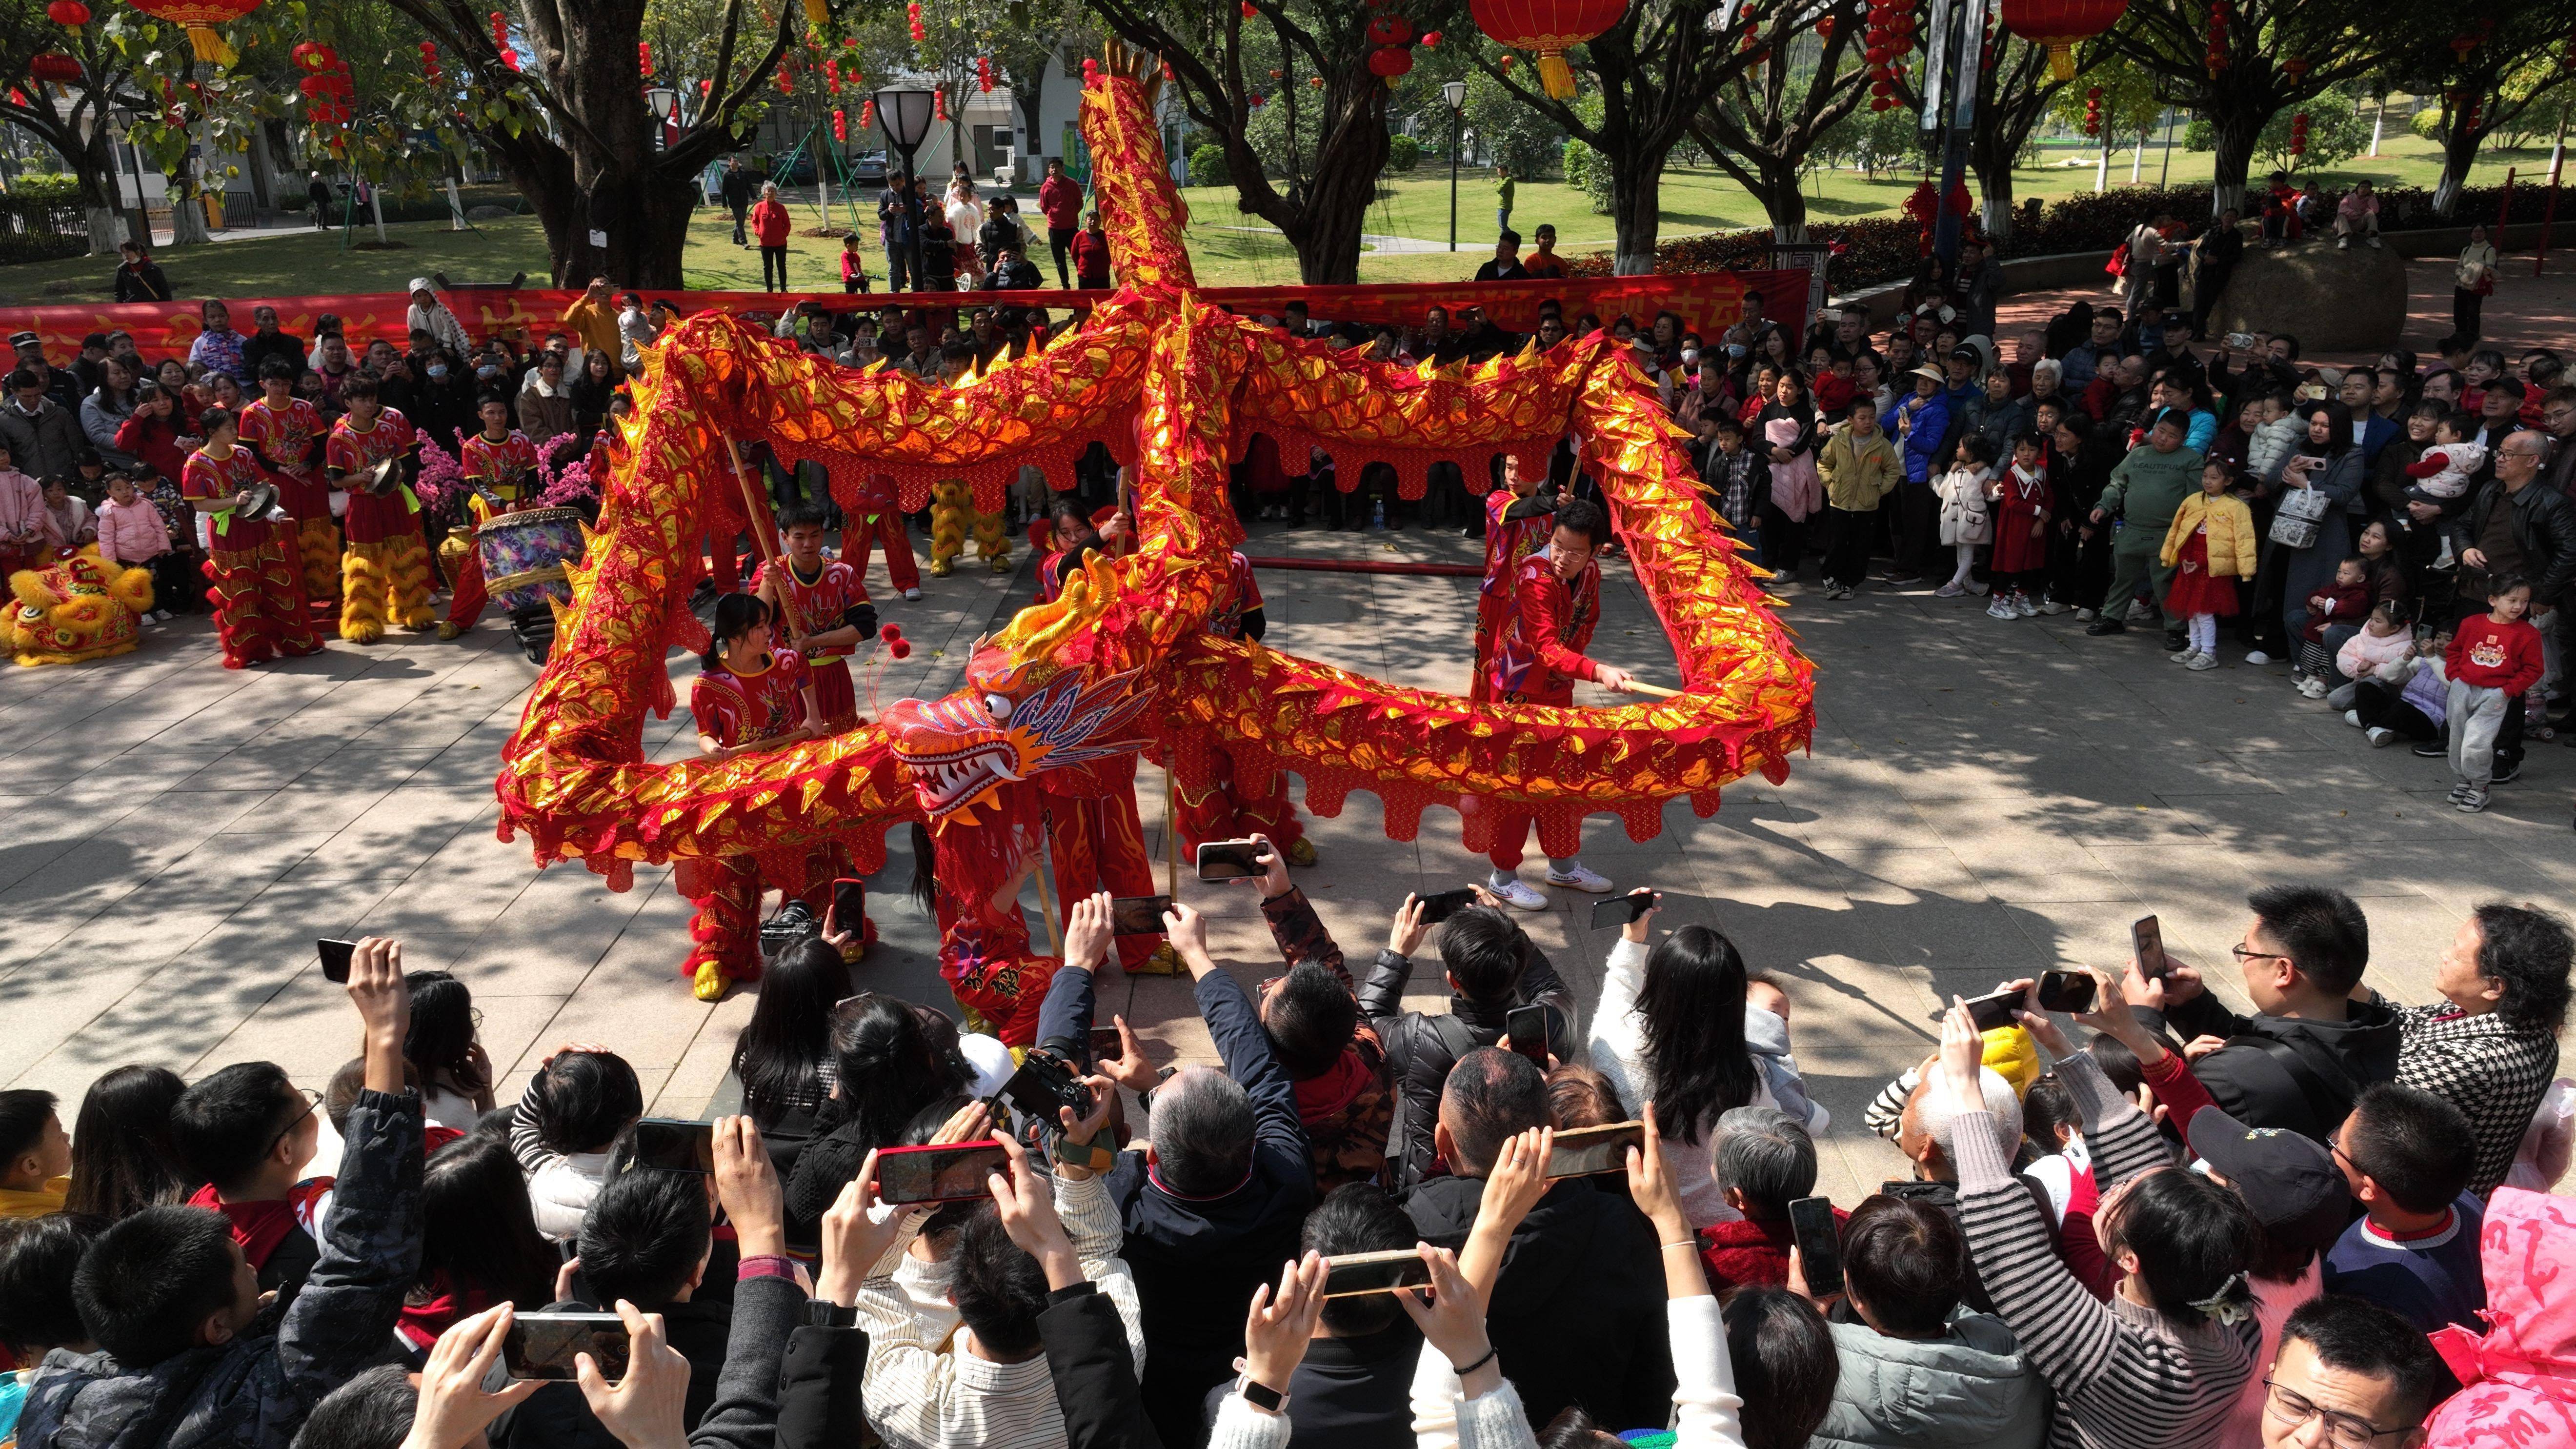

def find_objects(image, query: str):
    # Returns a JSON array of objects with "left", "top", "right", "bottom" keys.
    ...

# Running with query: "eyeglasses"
[
  {"left": 2264, "top": 1378, "right": 2411, "bottom": 1448},
  {"left": 2230, "top": 942, "right": 2288, "bottom": 964},
  {"left": 270, "top": 1087, "right": 322, "bottom": 1153}
]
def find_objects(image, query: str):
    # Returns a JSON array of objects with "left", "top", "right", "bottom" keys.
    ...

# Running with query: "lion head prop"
[{"left": 6, "top": 547, "right": 156, "bottom": 667}]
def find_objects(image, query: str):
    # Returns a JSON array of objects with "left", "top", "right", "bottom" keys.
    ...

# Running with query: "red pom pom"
[
  {"left": 880, "top": 623, "right": 903, "bottom": 641},
  {"left": 890, "top": 640, "right": 912, "bottom": 659}
]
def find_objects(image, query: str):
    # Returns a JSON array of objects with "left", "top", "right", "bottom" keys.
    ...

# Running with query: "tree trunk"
[
  {"left": 169, "top": 169, "right": 210, "bottom": 244},
  {"left": 1975, "top": 157, "right": 2014, "bottom": 240},
  {"left": 1608, "top": 146, "right": 1664, "bottom": 274},
  {"left": 1277, "top": 112, "right": 1384, "bottom": 283},
  {"left": 2206, "top": 103, "right": 2266, "bottom": 217},
  {"left": 2431, "top": 121, "right": 2482, "bottom": 217},
  {"left": 1755, "top": 159, "right": 1807, "bottom": 242},
  {"left": 73, "top": 134, "right": 123, "bottom": 253},
  {"left": 1015, "top": 69, "right": 1046, "bottom": 171}
]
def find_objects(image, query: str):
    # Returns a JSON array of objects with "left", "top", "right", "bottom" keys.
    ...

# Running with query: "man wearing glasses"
[
  {"left": 2259, "top": 1296, "right": 2439, "bottom": 1449},
  {"left": 167, "top": 1065, "right": 335, "bottom": 1303},
  {"left": 2127, "top": 885, "right": 2397, "bottom": 1145}
]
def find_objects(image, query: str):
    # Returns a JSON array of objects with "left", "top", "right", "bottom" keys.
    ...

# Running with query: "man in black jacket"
[
  {"left": 1198, "top": 1184, "right": 1420, "bottom": 1449},
  {"left": 112, "top": 241, "right": 171, "bottom": 302},
  {"left": 2140, "top": 884, "right": 2397, "bottom": 1144},
  {"left": 722, "top": 157, "right": 758, "bottom": 246},
  {"left": 237, "top": 306, "right": 306, "bottom": 383},
  {"left": 2451, "top": 430, "right": 2576, "bottom": 622},
  {"left": 1361, "top": 900, "right": 1573, "bottom": 1190},
  {"left": 1403, "top": 1048, "right": 1673, "bottom": 1432},
  {"left": 1098, "top": 901, "right": 1313, "bottom": 1449},
  {"left": 18, "top": 939, "right": 423, "bottom": 1449}
]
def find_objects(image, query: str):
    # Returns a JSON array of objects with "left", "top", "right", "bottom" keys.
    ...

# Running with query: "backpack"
[{"left": 2226, "top": 1030, "right": 2368, "bottom": 1136}]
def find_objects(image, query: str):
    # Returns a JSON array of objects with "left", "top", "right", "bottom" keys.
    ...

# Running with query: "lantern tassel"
[
  {"left": 187, "top": 24, "right": 234, "bottom": 64},
  {"left": 1535, "top": 48, "right": 1576, "bottom": 100},
  {"left": 2043, "top": 40, "right": 2074, "bottom": 80},
  {"left": 802, "top": 0, "right": 827, "bottom": 25}
]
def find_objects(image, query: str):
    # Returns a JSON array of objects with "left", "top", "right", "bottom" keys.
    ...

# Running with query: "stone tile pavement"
[{"left": 5, "top": 519, "right": 2572, "bottom": 1205}]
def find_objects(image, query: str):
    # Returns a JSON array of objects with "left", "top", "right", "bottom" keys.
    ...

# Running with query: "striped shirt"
[
  {"left": 1954, "top": 1052, "right": 2259, "bottom": 1449},
  {"left": 855, "top": 1169, "right": 1144, "bottom": 1449}
]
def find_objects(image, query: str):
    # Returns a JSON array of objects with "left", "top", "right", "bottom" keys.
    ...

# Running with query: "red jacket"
[
  {"left": 1697, "top": 1206, "right": 1848, "bottom": 1294},
  {"left": 1071, "top": 228, "right": 1112, "bottom": 285},
  {"left": 751, "top": 198, "right": 792, "bottom": 247},
  {"left": 1038, "top": 173, "right": 1084, "bottom": 230},
  {"left": 2449, "top": 615, "right": 2546, "bottom": 695}
]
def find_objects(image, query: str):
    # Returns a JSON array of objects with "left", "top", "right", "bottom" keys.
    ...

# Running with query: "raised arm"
[{"left": 1167, "top": 903, "right": 1309, "bottom": 1177}]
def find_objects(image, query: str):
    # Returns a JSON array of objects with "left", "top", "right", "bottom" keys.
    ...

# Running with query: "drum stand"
[{"left": 507, "top": 605, "right": 554, "bottom": 664}]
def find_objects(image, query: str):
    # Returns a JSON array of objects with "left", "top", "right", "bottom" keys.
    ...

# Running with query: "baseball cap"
[
  {"left": 2189, "top": 1105, "right": 2350, "bottom": 1254},
  {"left": 8, "top": 331, "right": 38, "bottom": 347}
]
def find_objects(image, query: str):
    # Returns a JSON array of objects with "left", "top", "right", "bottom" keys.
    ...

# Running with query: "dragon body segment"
[{"left": 495, "top": 71, "right": 1813, "bottom": 1015}]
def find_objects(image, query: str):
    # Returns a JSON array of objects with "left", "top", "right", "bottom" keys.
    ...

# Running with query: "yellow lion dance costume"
[
  {"left": 6, "top": 546, "right": 155, "bottom": 667},
  {"left": 927, "top": 479, "right": 1009, "bottom": 577}
]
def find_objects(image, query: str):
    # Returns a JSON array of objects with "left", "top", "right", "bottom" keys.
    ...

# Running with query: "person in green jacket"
[
  {"left": 2085, "top": 407, "right": 2204, "bottom": 644},
  {"left": 1495, "top": 166, "right": 1515, "bottom": 234},
  {"left": 1817, "top": 399, "right": 1901, "bottom": 598}
]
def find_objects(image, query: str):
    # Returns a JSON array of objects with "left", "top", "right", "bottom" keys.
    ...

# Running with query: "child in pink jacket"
[{"left": 94, "top": 472, "right": 172, "bottom": 622}]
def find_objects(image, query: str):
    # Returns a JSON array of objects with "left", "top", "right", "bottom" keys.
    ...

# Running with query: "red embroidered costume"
[
  {"left": 682, "top": 646, "right": 852, "bottom": 996},
  {"left": 842, "top": 473, "right": 921, "bottom": 595},
  {"left": 441, "top": 428, "right": 543, "bottom": 635},
  {"left": 238, "top": 395, "right": 337, "bottom": 604},
  {"left": 1471, "top": 486, "right": 1555, "bottom": 703},
  {"left": 183, "top": 443, "right": 321, "bottom": 668},
  {"left": 1480, "top": 547, "right": 1601, "bottom": 867},
  {"left": 1174, "top": 551, "right": 1310, "bottom": 862},
  {"left": 754, "top": 554, "right": 871, "bottom": 728},
  {"left": 324, "top": 406, "right": 436, "bottom": 642}
]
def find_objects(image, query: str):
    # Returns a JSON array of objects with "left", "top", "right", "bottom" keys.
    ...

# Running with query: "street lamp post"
[
  {"left": 644, "top": 84, "right": 678, "bottom": 152},
  {"left": 1441, "top": 79, "right": 1466, "bottom": 253},
  {"left": 874, "top": 88, "right": 936, "bottom": 294}
]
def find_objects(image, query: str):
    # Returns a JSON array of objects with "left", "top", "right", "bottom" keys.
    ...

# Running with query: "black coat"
[
  {"left": 2446, "top": 475, "right": 2576, "bottom": 606},
  {"left": 114, "top": 259, "right": 173, "bottom": 302},
  {"left": 1403, "top": 1175, "right": 1674, "bottom": 1433},
  {"left": 1199, "top": 1321, "right": 1420, "bottom": 1449},
  {"left": 1360, "top": 941, "right": 1574, "bottom": 1191},
  {"left": 1041, "top": 1284, "right": 1164, "bottom": 1449},
  {"left": 2158, "top": 992, "right": 2402, "bottom": 1142}
]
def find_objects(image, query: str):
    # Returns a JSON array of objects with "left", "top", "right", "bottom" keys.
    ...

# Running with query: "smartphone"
[
  {"left": 1088, "top": 1026, "right": 1125, "bottom": 1063},
  {"left": 1505, "top": 1004, "right": 1550, "bottom": 1066},
  {"left": 832, "top": 877, "right": 866, "bottom": 930},
  {"left": 1321, "top": 1248, "right": 1432, "bottom": 1297},
  {"left": 1787, "top": 1196, "right": 1843, "bottom": 1297},
  {"left": 1194, "top": 839, "right": 1268, "bottom": 881},
  {"left": 2034, "top": 969, "right": 2098, "bottom": 1013},
  {"left": 2133, "top": 914, "right": 2170, "bottom": 981},
  {"left": 316, "top": 938, "right": 356, "bottom": 984},
  {"left": 1544, "top": 1120, "right": 1646, "bottom": 1179},
  {"left": 623, "top": 1118, "right": 714, "bottom": 1175},
  {"left": 505, "top": 1311, "right": 631, "bottom": 1381},
  {"left": 1962, "top": 986, "right": 2025, "bottom": 1033},
  {"left": 1589, "top": 890, "right": 1657, "bottom": 930},
  {"left": 1109, "top": 895, "right": 1171, "bottom": 936},
  {"left": 874, "top": 1142, "right": 1010, "bottom": 1205},
  {"left": 1415, "top": 887, "right": 1477, "bottom": 926}
]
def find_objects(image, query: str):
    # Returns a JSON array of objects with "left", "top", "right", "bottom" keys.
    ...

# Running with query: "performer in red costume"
[
  {"left": 842, "top": 472, "right": 922, "bottom": 600},
  {"left": 1477, "top": 497, "right": 1634, "bottom": 911},
  {"left": 1043, "top": 753, "right": 1170, "bottom": 975},
  {"left": 323, "top": 376, "right": 436, "bottom": 644},
  {"left": 1172, "top": 549, "right": 1317, "bottom": 866},
  {"left": 910, "top": 820, "right": 1061, "bottom": 1048},
  {"left": 755, "top": 503, "right": 878, "bottom": 729},
  {"left": 437, "top": 393, "right": 543, "bottom": 640},
  {"left": 182, "top": 406, "right": 322, "bottom": 668},
  {"left": 683, "top": 591, "right": 850, "bottom": 1000},
  {"left": 238, "top": 358, "right": 337, "bottom": 606},
  {"left": 1470, "top": 452, "right": 1560, "bottom": 704}
]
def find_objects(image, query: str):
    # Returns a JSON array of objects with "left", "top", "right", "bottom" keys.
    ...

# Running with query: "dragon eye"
[{"left": 984, "top": 694, "right": 1013, "bottom": 724}]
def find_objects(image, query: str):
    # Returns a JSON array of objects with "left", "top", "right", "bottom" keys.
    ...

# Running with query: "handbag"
[
  {"left": 2269, "top": 482, "right": 2330, "bottom": 548},
  {"left": 2105, "top": 245, "right": 2129, "bottom": 279}
]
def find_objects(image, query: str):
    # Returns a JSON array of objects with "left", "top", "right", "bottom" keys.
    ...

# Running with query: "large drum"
[{"left": 477, "top": 507, "right": 584, "bottom": 616}]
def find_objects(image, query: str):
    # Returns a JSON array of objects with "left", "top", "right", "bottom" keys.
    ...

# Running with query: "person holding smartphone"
[{"left": 1477, "top": 498, "right": 1635, "bottom": 910}]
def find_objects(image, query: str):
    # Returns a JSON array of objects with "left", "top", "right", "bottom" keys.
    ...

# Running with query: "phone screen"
[
  {"left": 875, "top": 1143, "right": 1010, "bottom": 1205},
  {"left": 1788, "top": 1196, "right": 1843, "bottom": 1297},
  {"left": 832, "top": 878, "right": 866, "bottom": 931},
  {"left": 1109, "top": 895, "right": 1171, "bottom": 936},
  {"left": 1505, "top": 1004, "right": 1549, "bottom": 1066},
  {"left": 1194, "top": 839, "right": 1268, "bottom": 882},
  {"left": 1544, "top": 1121, "right": 1645, "bottom": 1179},
  {"left": 505, "top": 1312, "right": 631, "bottom": 1381},
  {"left": 1963, "top": 987, "right": 2023, "bottom": 1033},
  {"left": 1589, "top": 890, "right": 1657, "bottom": 930},
  {"left": 623, "top": 1118, "right": 714, "bottom": 1175},
  {"left": 1321, "top": 1248, "right": 1432, "bottom": 1297},
  {"left": 1088, "top": 1026, "right": 1125, "bottom": 1064},
  {"left": 2035, "top": 969, "right": 2098, "bottom": 1013},
  {"left": 2133, "top": 915, "right": 2169, "bottom": 980},
  {"left": 316, "top": 939, "right": 356, "bottom": 984},
  {"left": 1415, "top": 887, "right": 1477, "bottom": 926}
]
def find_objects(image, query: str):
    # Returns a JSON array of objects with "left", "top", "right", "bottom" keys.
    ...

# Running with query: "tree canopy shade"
[
  {"left": 2096, "top": 0, "right": 2417, "bottom": 214},
  {"left": 1688, "top": 5, "right": 1870, "bottom": 242},
  {"left": 2379, "top": 14, "right": 2576, "bottom": 216},
  {"left": 0, "top": 0, "right": 151, "bottom": 251}
]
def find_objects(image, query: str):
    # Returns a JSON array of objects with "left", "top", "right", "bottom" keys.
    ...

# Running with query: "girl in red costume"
[
  {"left": 1477, "top": 497, "right": 1637, "bottom": 911},
  {"left": 182, "top": 407, "right": 322, "bottom": 669},
  {"left": 684, "top": 592, "right": 835, "bottom": 1001},
  {"left": 1470, "top": 452, "right": 1559, "bottom": 704},
  {"left": 908, "top": 820, "right": 1060, "bottom": 1048}
]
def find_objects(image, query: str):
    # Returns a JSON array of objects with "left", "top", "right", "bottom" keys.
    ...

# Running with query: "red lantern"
[
  {"left": 2289, "top": 111, "right": 2308, "bottom": 158},
  {"left": 1470, "top": 0, "right": 1626, "bottom": 99},
  {"left": 1308, "top": 74, "right": 1324, "bottom": 85},
  {"left": 861, "top": 98, "right": 876, "bottom": 126},
  {"left": 1815, "top": 14, "right": 1833, "bottom": 39},
  {"left": 638, "top": 41, "right": 650, "bottom": 73},
  {"left": 1367, "top": 15, "right": 1412, "bottom": 45},
  {"left": 1239, "top": 0, "right": 1253, "bottom": 13},
  {"left": 420, "top": 40, "right": 442, "bottom": 84},
  {"left": 45, "top": 0, "right": 89, "bottom": 25},
  {"left": 933, "top": 89, "right": 946, "bottom": 119},
  {"left": 2448, "top": 32, "right": 2478, "bottom": 59},
  {"left": 27, "top": 51, "right": 79, "bottom": 80},
  {"left": 832, "top": 107, "right": 846, "bottom": 141},
  {"left": 1367, "top": 44, "right": 1412, "bottom": 78},
  {"left": 1248, "top": 91, "right": 1264, "bottom": 106},
  {"left": 1997, "top": 0, "right": 2126, "bottom": 81},
  {"left": 124, "top": 0, "right": 259, "bottom": 63},
  {"left": 1421, "top": 28, "right": 1441, "bottom": 45}
]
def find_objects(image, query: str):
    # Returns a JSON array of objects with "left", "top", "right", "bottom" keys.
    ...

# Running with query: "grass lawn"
[{"left": 1, "top": 130, "right": 2544, "bottom": 302}]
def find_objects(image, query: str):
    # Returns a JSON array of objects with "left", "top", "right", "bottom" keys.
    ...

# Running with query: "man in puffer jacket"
[{"left": 1811, "top": 1195, "right": 2050, "bottom": 1449}]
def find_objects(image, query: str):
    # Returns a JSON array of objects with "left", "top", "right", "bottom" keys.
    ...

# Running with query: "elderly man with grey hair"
[
  {"left": 1879, "top": 1052, "right": 2058, "bottom": 1315},
  {"left": 1699, "top": 1105, "right": 1840, "bottom": 1293}
]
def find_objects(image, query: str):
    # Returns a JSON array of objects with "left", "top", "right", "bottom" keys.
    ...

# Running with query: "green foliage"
[
  {"left": 1189, "top": 141, "right": 1230, "bottom": 188},
  {"left": 2408, "top": 105, "right": 2442, "bottom": 142},
  {"left": 2254, "top": 86, "right": 2374, "bottom": 171},
  {"left": 1462, "top": 63, "right": 1564, "bottom": 179},
  {"left": 2049, "top": 55, "right": 2161, "bottom": 143},
  {"left": 1560, "top": 137, "right": 1612, "bottom": 213},
  {"left": 1383, "top": 133, "right": 1419, "bottom": 174},
  {"left": 1819, "top": 103, "right": 1927, "bottom": 176},
  {"left": 2, "top": 174, "right": 79, "bottom": 199}
]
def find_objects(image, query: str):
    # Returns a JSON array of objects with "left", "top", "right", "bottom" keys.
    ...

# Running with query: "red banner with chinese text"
[{"left": 0, "top": 269, "right": 1805, "bottom": 362}]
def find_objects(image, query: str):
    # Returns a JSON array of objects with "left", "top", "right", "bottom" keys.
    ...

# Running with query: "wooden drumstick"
[
  {"left": 1622, "top": 680, "right": 1684, "bottom": 699},
  {"left": 720, "top": 433, "right": 805, "bottom": 639}
]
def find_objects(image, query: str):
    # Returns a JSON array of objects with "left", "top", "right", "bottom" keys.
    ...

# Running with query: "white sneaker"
[
  {"left": 2367, "top": 726, "right": 2396, "bottom": 747},
  {"left": 2169, "top": 646, "right": 2200, "bottom": 663},
  {"left": 903, "top": 587, "right": 923, "bottom": 601},
  {"left": 2126, "top": 599, "right": 2159, "bottom": 624},
  {"left": 1487, "top": 878, "right": 1549, "bottom": 911},
  {"left": 2186, "top": 651, "right": 2219, "bottom": 670},
  {"left": 1544, "top": 864, "right": 1616, "bottom": 894},
  {"left": 2298, "top": 677, "right": 2329, "bottom": 699},
  {"left": 1988, "top": 599, "right": 2016, "bottom": 620},
  {"left": 2344, "top": 709, "right": 2363, "bottom": 727},
  {"left": 2038, "top": 599, "right": 2068, "bottom": 615},
  {"left": 2075, "top": 607, "right": 2098, "bottom": 622},
  {"left": 1934, "top": 580, "right": 1965, "bottom": 597},
  {"left": 2014, "top": 594, "right": 2039, "bottom": 618},
  {"left": 1968, "top": 578, "right": 1991, "bottom": 595},
  {"left": 2245, "top": 649, "right": 2273, "bottom": 665},
  {"left": 2367, "top": 236, "right": 2383, "bottom": 249}
]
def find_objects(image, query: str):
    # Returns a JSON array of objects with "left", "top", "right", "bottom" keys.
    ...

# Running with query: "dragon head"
[{"left": 883, "top": 652, "right": 1152, "bottom": 827}]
